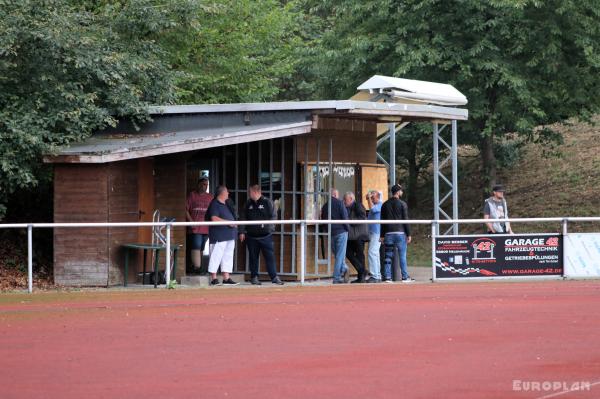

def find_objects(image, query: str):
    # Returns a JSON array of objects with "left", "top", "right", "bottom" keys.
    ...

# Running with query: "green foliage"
[
  {"left": 0, "top": 0, "right": 183, "bottom": 218},
  {"left": 301, "top": 0, "right": 600, "bottom": 181},
  {"left": 162, "top": 0, "right": 304, "bottom": 104}
]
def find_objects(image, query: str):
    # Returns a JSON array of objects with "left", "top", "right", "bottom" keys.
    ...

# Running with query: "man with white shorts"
[{"left": 205, "top": 185, "right": 238, "bottom": 285}]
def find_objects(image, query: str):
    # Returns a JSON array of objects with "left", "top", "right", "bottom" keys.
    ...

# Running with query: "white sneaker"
[{"left": 401, "top": 277, "right": 415, "bottom": 283}]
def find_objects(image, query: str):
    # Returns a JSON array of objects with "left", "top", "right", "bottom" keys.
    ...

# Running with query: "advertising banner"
[
  {"left": 564, "top": 233, "right": 600, "bottom": 278},
  {"left": 435, "top": 234, "right": 563, "bottom": 279}
]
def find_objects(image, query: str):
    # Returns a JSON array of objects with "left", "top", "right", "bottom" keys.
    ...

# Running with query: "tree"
[
  {"left": 303, "top": 0, "right": 600, "bottom": 189},
  {"left": 0, "top": 0, "right": 187, "bottom": 218},
  {"left": 159, "top": 0, "right": 304, "bottom": 104}
]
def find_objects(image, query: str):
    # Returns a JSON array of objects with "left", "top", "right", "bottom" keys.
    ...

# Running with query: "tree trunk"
[
  {"left": 481, "top": 132, "right": 497, "bottom": 192},
  {"left": 406, "top": 141, "right": 419, "bottom": 209}
]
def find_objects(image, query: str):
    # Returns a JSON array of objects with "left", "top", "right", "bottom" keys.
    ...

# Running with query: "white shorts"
[{"left": 208, "top": 240, "right": 235, "bottom": 274}]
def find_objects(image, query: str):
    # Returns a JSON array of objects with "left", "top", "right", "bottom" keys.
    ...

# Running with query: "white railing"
[{"left": 3, "top": 217, "right": 600, "bottom": 292}]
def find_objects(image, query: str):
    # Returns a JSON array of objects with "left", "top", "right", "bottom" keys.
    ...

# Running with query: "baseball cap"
[
  {"left": 391, "top": 184, "right": 403, "bottom": 195},
  {"left": 492, "top": 184, "right": 505, "bottom": 192}
]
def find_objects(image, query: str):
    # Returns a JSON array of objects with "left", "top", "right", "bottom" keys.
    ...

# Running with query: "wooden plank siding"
[
  {"left": 154, "top": 155, "right": 187, "bottom": 278},
  {"left": 54, "top": 164, "right": 109, "bottom": 286},
  {"left": 107, "top": 161, "right": 139, "bottom": 285},
  {"left": 296, "top": 129, "right": 378, "bottom": 164}
]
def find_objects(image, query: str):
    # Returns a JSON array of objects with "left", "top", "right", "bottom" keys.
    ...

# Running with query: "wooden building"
[{"left": 45, "top": 76, "right": 468, "bottom": 286}]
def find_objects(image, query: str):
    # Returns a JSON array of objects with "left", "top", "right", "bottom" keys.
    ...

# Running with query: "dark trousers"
[
  {"left": 246, "top": 235, "right": 278, "bottom": 280},
  {"left": 346, "top": 239, "right": 366, "bottom": 277}
]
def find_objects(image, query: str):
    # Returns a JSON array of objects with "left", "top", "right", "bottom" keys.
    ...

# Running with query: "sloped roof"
[{"left": 45, "top": 76, "right": 468, "bottom": 164}]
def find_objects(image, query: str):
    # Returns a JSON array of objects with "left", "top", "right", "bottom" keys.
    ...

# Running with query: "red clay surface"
[{"left": 1, "top": 281, "right": 600, "bottom": 399}]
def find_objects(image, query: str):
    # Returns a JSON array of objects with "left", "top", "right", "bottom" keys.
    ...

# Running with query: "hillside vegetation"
[{"left": 408, "top": 116, "right": 600, "bottom": 266}]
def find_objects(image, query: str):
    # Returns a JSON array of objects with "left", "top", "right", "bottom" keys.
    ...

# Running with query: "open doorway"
[{"left": 186, "top": 157, "right": 219, "bottom": 274}]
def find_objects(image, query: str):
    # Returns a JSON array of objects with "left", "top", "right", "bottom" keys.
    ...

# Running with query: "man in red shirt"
[{"left": 186, "top": 178, "right": 213, "bottom": 272}]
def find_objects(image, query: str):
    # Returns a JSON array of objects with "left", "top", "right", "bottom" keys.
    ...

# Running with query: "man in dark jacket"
[
  {"left": 343, "top": 191, "right": 368, "bottom": 283},
  {"left": 239, "top": 185, "right": 284, "bottom": 285},
  {"left": 321, "top": 188, "right": 349, "bottom": 284},
  {"left": 380, "top": 184, "right": 414, "bottom": 282}
]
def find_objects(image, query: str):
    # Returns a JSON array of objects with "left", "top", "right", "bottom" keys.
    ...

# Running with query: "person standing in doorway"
[
  {"left": 484, "top": 184, "right": 513, "bottom": 234},
  {"left": 186, "top": 178, "right": 212, "bottom": 273},
  {"left": 321, "top": 188, "right": 349, "bottom": 284},
  {"left": 239, "top": 185, "right": 284, "bottom": 285},
  {"left": 380, "top": 184, "right": 414, "bottom": 283},
  {"left": 205, "top": 185, "right": 238, "bottom": 285},
  {"left": 365, "top": 190, "right": 382, "bottom": 283},
  {"left": 343, "top": 191, "right": 368, "bottom": 283}
]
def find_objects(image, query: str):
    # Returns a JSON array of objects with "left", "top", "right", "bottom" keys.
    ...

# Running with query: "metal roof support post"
[
  {"left": 389, "top": 123, "right": 396, "bottom": 186},
  {"left": 434, "top": 121, "right": 458, "bottom": 236},
  {"left": 452, "top": 120, "right": 459, "bottom": 235},
  {"left": 315, "top": 138, "right": 320, "bottom": 276},
  {"left": 433, "top": 123, "right": 440, "bottom": 235},
  {"left": 327, "top": 138, "right": 333, "bottom": 276},
  {"left": 280, "top": 139, "right": 285, "bottom": 275}
]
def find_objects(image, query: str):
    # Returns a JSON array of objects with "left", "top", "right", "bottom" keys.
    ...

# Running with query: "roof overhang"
[
  {"left": 45, "top": 97, "right": 467, "bottom": 164},
  {"left": 44, "top": 118, "right": 312, "bottom": 163}
]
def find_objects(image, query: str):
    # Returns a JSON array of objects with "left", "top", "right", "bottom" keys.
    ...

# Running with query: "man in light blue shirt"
[{"left": 365, "top": 190, "right": 382, "bottom": 283}]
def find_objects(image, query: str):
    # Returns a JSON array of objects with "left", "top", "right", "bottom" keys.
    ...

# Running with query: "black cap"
[
  {"left": 492, "top": 184, "right": 505, "bottom": 192},
  {"left": 391, "top": 184, "right": 403, "bottom": 195}
]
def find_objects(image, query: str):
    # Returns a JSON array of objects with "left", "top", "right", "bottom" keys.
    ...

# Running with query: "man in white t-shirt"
[{"left": 483, "top": 185, "right": 513, "bottom": 234}]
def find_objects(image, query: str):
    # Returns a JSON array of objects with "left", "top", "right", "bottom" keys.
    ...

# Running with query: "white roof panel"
[{"left": 357, "top": 75, "right": 467, "bottom": 106}]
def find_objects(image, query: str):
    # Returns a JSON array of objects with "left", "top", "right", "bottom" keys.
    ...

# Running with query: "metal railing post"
[
  {"left": 431, "top": 222, "right": 437, "bottom": 282},
  {"left": 300, "top": 220, "right": 306, "bottom": 285},
  {"left": 27, "top": 225, "right": 33, "bottom": 293},
  {"left": 165, "top": 224, "right": 171, "bottom": 287},
  {"left": 562, "top": 218, "right": 568, "bottom": 278}
]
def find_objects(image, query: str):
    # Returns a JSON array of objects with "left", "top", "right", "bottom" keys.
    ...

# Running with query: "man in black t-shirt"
[
  {"left": 380, "top": 184, "right": 413, "bottom": 282},
  {"left": 205, "top": 185, "right": 238, "bottom": 286}
]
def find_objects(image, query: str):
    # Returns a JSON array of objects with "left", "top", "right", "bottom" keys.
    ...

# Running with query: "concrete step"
[
  {"left": 179, "top": 273, "right": 245, "bottom": 287},
  {"left": 408, "top": 266, "right": 432, "bottom": 282}
]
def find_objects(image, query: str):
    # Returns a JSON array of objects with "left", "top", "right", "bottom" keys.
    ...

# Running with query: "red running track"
[{"left": 1, "top": 281, "right": 600, "bottom": 399}]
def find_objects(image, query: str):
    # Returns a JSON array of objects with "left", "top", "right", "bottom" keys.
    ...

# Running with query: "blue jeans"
[
  {"left": 246, "top": 235, "right": 278, "bottom": 280},
  {"left": 384, "top": 233, "right": 408, "bottom": 280},
  {"left": 190, "top": 234, "right": 208, "bottom": 251},
  {"left": 331, "top": 232, "right": 348, "bottom": 281},
  {"left": 368, "top": 232, "right": 381, "bottom": 280}
]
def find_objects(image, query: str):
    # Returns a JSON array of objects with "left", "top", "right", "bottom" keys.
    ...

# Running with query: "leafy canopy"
[
  {"left": 0, "top": 0, "right": 186, "bottom": 217},
  {"left": 303, "top": 0, "right": 600, "bottom": 178}
]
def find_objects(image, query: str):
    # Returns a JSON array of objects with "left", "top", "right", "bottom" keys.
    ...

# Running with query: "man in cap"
[{"left": 484, "top": 184, "right": 513, "bottom": 234}]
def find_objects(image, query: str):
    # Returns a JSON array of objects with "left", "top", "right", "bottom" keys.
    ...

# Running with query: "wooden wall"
[
  {"left": 107, "top": 160, "right": 139, "bottom": 285},
  {"left": 154, "top": 155, "right": 187, "bottom": 278},
  {"left": 54, "top": 164, "right": 109, "bottom": 286},
  {"left": 54, "top": 155, "right": 188, "bottom": 286},
  {"left": 296, "top": 125, "right": 378, "bottom": 164}
]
